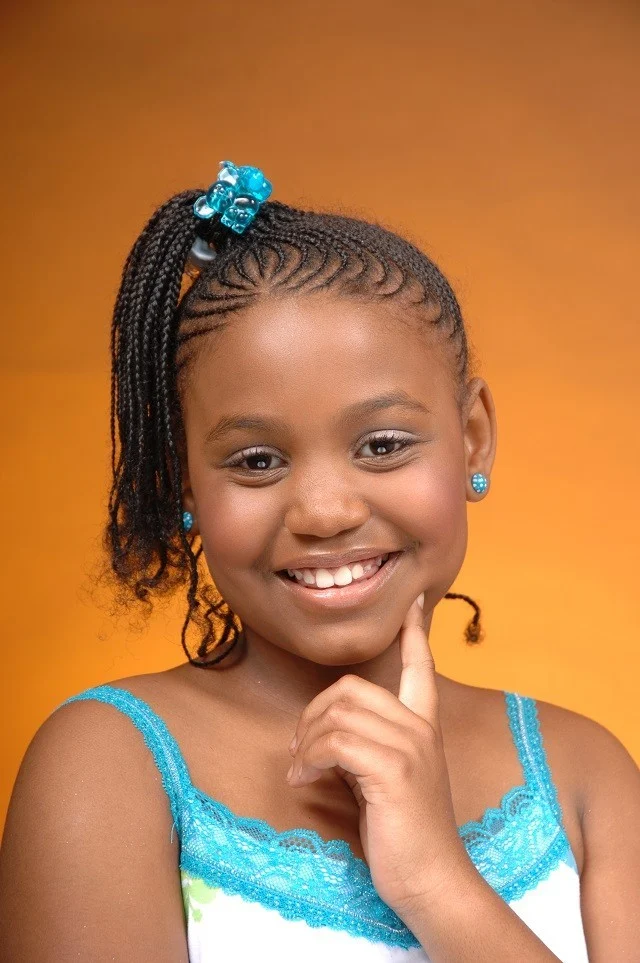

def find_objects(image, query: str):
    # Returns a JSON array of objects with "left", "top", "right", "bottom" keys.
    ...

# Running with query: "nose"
[{"left": 283, "top": 469, "right": 371, "bottom": 538}]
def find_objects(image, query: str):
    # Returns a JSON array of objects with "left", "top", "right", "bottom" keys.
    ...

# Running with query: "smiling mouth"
[{"left": 276, "top": 552, "right": 398, "bottom": 590}]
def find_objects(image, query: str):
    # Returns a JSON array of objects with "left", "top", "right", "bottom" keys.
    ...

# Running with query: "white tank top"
[{"left": 59, "top": 685, "right": 590, "bottom": 962}]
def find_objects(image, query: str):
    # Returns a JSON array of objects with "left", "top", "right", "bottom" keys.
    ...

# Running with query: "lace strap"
[
  {"left": 56, "top": 685, "right": 193, "bottom": 839},
  {"left": 504, "top": 692, "right": 564, "bottom": 830}
]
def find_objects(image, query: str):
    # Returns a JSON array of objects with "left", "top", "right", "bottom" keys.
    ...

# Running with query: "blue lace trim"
[
  {"left": 506, "top": 692, "right": 566, "bottom": 827},
  {"left": 56, "top": 685, "right": 578, "bottom": 950},
  {"left": 181, "top": 787, "right": 421, "bottom": 948}
]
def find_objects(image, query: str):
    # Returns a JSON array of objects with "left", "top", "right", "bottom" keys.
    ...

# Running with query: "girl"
[{"left": 0, "top": 162, "right": 638, "bottom": 962}]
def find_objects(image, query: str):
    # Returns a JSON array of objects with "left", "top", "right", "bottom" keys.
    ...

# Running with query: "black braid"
[
  {"left": 443, "top": 593, "right": 484, "bottom": 644},
  {"left": 106, "top": 190, "right": 485, "bottom": 667}
]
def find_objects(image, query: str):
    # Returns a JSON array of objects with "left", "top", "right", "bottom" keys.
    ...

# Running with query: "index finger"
[{"left": 397, "top": 593, "right": 439, "bottom": 722}]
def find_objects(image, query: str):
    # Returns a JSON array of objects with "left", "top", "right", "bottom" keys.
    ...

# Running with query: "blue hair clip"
[{"left": 193, "top": 161, "right": 272, "bottom": 235}]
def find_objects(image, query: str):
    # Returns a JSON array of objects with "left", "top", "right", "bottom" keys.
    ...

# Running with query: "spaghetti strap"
[
  {"left": 56, "top": 684, "right": 193, "bottom": 840},
  {"left": 504, "top": 691, "right": 565, "bottom": 831}
]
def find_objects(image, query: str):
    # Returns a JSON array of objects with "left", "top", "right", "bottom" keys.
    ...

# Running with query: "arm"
[
  {"left": 0, "top": 699, "right": 190, "bottom": 962},
  {"left": 577, "top": 715, "right": 640, "bottom": 959}
]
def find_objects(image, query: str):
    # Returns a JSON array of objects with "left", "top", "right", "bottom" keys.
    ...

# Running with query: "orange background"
[{"left": 1, "top": 0, "right": 638, "bottom": 830}]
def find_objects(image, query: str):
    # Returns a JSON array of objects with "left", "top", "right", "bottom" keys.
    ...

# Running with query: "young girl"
[{"left": 0, "top": 162, "right": 638, "bottom": 962}]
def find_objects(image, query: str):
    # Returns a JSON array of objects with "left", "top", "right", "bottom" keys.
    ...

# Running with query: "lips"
[
  {"left": 276, "top": 547, "right": 400, "bottom": 572},
  {"left": 275, "top": 549, "right": 404, "bottom": 609}
]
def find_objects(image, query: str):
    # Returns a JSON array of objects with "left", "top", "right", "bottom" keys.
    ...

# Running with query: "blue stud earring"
[
  {"left": 471, "top": 473, "right": 489, "bottom": 494},
  {"left": 182, "top": 511, "right": 194, "bottom": 532}
]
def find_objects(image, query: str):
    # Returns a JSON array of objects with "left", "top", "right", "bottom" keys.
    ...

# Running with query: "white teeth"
[
  {"left": 333, "top": 566, "right": 353, "bottom": 586},
  {"left": 315, "top": 569, "right": 336, "bottom": 588},
  {"left": 285, "top": 553, "right": 392, "bottom": 589}
]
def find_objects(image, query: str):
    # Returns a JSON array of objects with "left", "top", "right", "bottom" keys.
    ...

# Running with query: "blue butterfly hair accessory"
[{"left": 193, "top": 160, "right": 273, "bottom": 234}]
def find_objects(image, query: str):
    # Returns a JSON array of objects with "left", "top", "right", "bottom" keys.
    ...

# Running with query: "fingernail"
[
  {"left": 286, "top": 763, "right": 294, "bottom": 780},
  {"left": 289, "top": 736, "right": 297, "bottom": 754},
  {"left": 417, "top": 593, "right": 424, "bottom": 609}
]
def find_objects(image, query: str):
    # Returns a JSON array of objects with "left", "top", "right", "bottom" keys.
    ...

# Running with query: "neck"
[{"left": 220, "top": 608, "right": 440, "bottom": 720}]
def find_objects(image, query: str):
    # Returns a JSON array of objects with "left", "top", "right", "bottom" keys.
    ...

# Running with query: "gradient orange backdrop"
[{"left": 1, "top": 0, "right": 638, "bottom": 830}]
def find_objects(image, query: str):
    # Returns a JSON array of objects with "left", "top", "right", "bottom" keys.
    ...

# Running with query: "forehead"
[{"left": 182, "top": 294, "right": 452, "bottom": 421}]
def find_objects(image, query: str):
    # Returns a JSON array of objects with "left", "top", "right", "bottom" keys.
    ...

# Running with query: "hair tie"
[
  {"left": 184, "top": 161, "right": 272, "bottom": 278},
  {"left": 194, "top": 160, "right": 272, "bottom": 234}
]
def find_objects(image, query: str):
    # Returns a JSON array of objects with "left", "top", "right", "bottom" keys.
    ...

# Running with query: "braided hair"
[{"left": 107, "top": 189, "right": 485, "bottom": 668}]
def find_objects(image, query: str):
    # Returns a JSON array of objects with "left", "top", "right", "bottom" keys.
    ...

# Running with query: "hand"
[{"left": 286, "top": 594, "right": 472, "bottom": 917}]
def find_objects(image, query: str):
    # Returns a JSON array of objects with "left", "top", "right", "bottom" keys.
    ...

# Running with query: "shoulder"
[
  {"left": 16, "top": 666, "right": 199, "bottom": 813},
  {"left": 458, "top": 677, "right": 639, "bottom": 805},
  {"left": 526, "top": 694, "right": 639, "bottom": 826},
  {"left": 439, "top": 675, "right": 639, "bottom": 880},
  {"left": 442, "top": 675, "right": 636, "bottom": 812},
  {"left": 5, "top": 681, "right": 179, "bottom": 841},
  {"left": 0, "top": 679, "right": 189, "bottom": 959},
  {"left": 15, "top": 687, "right": 164, "bottom": 786}
]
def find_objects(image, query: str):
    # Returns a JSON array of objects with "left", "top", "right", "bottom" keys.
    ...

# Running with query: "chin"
[
  {"left": 304, "top": 651, "right": 370, "bottom": 668},
  {"left": 297, "top": 632, "right": 396, "bottom": 667}
]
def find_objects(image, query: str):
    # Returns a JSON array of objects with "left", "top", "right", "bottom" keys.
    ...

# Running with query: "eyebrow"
[{"left": 204, "top": 390, "right": 433, "bottom": 446}]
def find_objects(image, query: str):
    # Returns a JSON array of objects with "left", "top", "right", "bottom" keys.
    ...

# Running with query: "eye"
[
  {"left": 358, "top": 430, "right": 413, "bottom": 459},
  {"left": 225, "top": 447, "right": 285, "bottom": 473}
]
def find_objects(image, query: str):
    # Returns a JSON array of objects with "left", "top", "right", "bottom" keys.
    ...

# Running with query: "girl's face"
[{"left": 180, "top": 293, "right": 495, "bottom": 666}]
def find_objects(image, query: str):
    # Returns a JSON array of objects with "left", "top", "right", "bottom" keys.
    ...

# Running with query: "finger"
[
  {"left": 289, "top": 705, "right": 409, "bottom": 782},
  {"left": 288, "top": 731, "right": 402, "bottom": 787},
  {"left": 397, "top": 594, "right": 439, "bottom": 722},
  {"left": 289, "top": 674, "right": 416, "bottom": 755}
]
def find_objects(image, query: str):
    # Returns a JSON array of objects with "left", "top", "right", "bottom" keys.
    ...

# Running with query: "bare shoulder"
[
  {"left": 526, "top": 692, "right": 639, "bottom": 824},
  {"left": 441, "top": 674, "right": 637, "bottom": 816},
  {"left": 105, "top": 663, "right": 229, "bottom": 710},
  {"left": 438, "top": 675, "right": 638, "bottom": 879},
  {"left": 526, "top": 691, "right": 640, "bottom": 843},
  {"left": 0, "top": 687, "right": 189, "bottom": 961}
]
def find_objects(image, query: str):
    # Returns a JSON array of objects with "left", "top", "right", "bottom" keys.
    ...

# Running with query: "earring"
[
  {"left": 182, "top": 511, "right": 194, "bottom": 532},
  {"left": 471, "top": 472, "right": 489, "bottom": 494}
]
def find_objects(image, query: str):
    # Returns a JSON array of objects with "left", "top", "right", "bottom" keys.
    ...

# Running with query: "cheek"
[
  {"left": 388, "top": 452, "right": 467, "bottom": 543},
  {"left": 390, "top": 449, "right": 469, "bottom": 594},
  {"left": 193, "top": 479, "right": 279, "bottom": 573}
]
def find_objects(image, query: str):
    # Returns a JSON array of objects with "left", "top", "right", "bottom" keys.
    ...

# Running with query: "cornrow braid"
[{"left": 107, "top": 189, "right": 485, "bottom": 668}]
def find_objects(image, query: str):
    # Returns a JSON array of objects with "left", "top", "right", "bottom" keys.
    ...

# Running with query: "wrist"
[
  {"left": 392, "top": 850, "right": 480, "bottom": 927},
  {"left": 391, "top": 861, "right": 562, "bottom": 963}
]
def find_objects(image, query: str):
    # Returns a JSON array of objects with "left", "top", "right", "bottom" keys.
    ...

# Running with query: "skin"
[
  {"left": 178, "top": 292, "right": 496, "bottom": 714},
  {"left": 2, "top": 286, "right": 639, "bottom": 960}
]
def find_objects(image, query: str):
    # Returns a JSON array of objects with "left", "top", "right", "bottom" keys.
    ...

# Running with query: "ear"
[{"left": 462, "top": 378, "right": 497, "bottom": 500}]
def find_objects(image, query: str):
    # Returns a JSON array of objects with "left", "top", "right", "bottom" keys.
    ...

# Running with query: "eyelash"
[{"left": 225, "top": 431, "right": 414, "bottom": 474}]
